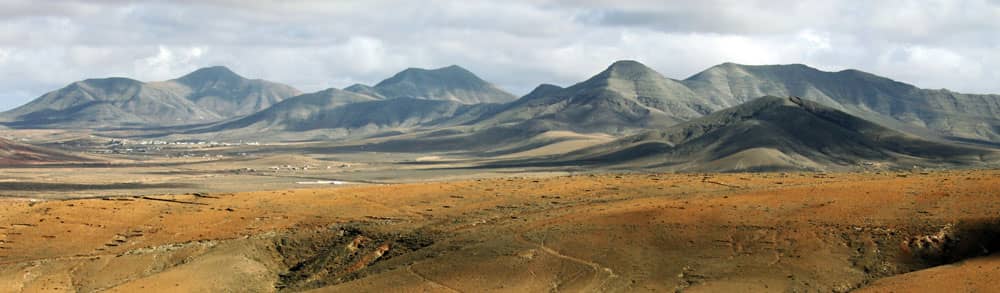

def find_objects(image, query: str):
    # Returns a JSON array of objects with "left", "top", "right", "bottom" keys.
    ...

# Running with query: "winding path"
[
  {"left": 512, "top": 232, "right": 618, "bottom": 291},
  {"left": 407, "top": 264, "right": 463, "bottom": 293}
]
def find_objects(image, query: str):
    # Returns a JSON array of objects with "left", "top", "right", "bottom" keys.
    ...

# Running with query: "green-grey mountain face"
[
  {"left": 4, "top": 60, "right": 999, "bottom": 149},
  {"left": 166, "top": 66, "right": 302, "bottom": 117},
  {"left": 348, "top": 65, "right": 517, "bottom": 104},
  {"left": 343, "top": 84, "right": 386, "bottom": 99},
  {"left": 479, "top": 60, "right": 1000, "bottom": 142},
  {"left": 519, "top": 84, "right": 564, "bottom": 101},
  {"left": 0, "top": 66, "right": 301, "bottom": 128},
  {"left": 682, "top": 63, "right": 1000, "bottom": 142},
  {"left": 568, "top": 96, "right": 996, "bottom": 172},
  {"left": 0, "top": 77, "right": 221, "bottom": 128},
  {"left": 205, "top": 88, "right": 382, "bottom": 131},
  {"left": 200, "top": 88, "right": 500, "bottom": 137},
  {"left": 477, "top": 60, "right": 724, "bottom": 134}
]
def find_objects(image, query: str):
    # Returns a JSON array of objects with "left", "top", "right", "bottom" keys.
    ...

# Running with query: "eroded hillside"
[{"left": 1, "top": 171, "right": 997, "bottom": 292}]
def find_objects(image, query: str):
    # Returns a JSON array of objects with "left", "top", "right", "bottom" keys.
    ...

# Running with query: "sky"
[{"left": 0, "top": 0, "right": 998, "bottom": 110}]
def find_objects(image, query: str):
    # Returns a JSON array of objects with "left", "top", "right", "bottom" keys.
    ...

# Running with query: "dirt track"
[{"left": 1, "top": 170, "right": 998, "bottom": 292}]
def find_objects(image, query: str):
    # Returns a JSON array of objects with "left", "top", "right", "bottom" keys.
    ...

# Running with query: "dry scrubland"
[{"left": 1, "top": 170, "right": 998, "bottom": 292}]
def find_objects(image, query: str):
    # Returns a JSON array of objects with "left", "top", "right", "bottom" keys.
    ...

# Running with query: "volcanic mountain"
[
  {"left": 0, "top": 77, "right": 221, "bottom": 128},
  {"left": 189, "top": 87, "right": 501, "bottom": 141},
  {"left": 346, "top": 65, "right": 516, "bottom": 104},
  {"left": 682, "top": 63, "right": 1000, "bottom": 142},
  {"left": 0, "top": 66, "right": 300, "bottom": 128},
  {"left": 5, "top": 60, "right": 999, "bottom": 148},
  {"left": 160, "top": 66, "right": 301, "bottom": 117},
  {"left": 565, "top": 96, "right": 996, "bottom": 172},
  {"left": 476, "top": 60, "right": 725, "bottom": 134},
  {"left": 206, "top": 88, "right": 382, "bottom": 131}
]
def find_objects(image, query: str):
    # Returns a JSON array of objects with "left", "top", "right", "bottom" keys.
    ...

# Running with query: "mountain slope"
[
  {"left": 566, "top": 96, "right": 995, "bottom": 172},
  {"left": 343, "top": 84, "right": 386, "bottom": 99},
  {"left": 0, "top": 78, "right": 221, "bottom": 128},
  {"left": 352, "top": 65, "right": 516, "bottom": 104},
  {"left": 0, "top": 67, "right": 301, "bottom": 129},
  {"left": 192, "top": 87, "right": 501, "bottom": 140},
  {"left": 160, "top": 66, "right": 301, "bottom": 116},
  {"left": 683, "top": 63, "right": 1000, "bottom": 142},
  {"left": 0, "top": 137, "right": 92, "bottom": 165},
  {"left": 520, "top": 83, "right": 564, "bottom": 101},
  {"left": 477, "top": 60, "right": 725, "bottom": 133},
  {"left": 203, "top": 88, "right": 383, "bottom": 131}
]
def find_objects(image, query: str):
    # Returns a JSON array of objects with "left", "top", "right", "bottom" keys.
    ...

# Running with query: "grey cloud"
[
  {"left": 575, "top": 1, "right": 831, "bottom": 34},
  {"left": 0, "top": 0, "right": 998, "bottom": 111}
]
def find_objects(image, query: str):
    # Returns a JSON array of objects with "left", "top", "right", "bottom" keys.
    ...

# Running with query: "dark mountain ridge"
[
  {"left": 682, "top": 62, "right": 1000, "bottom": 142},
  {"left": 563, "top": 96, "right": 995, "bottom": 171}
]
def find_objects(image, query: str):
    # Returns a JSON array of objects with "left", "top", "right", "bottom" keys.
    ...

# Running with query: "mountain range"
[
  {"left": 684, "top": 63, "right": 1000, "bottom": 142},
  {"left": 189, "top": 89, "right": 501, "bottom": 141},
  {"left": 1, "top": 60, "right": 998, "bottom": 171},
  {"left": 0, "top": 66, "right": 301, "bottom": 128},
  {"left": 468, "top": 61, "right": 1000, "bottom": 143},
  {"left": 473, "top": 60, "right": 714, "bottom": 133},
  {"left": 560, "top": 96, "right": 995, "bottom": 172}
]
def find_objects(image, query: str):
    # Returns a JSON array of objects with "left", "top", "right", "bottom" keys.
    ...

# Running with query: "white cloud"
[
  {"left": 339, "top": 36, "right": 391, "bottom": 74},
  {"left": 873, "top": 45, "right": 985, "bottom": 91},
  {"left": 798, "top": 30, "right": 832, "bottom": 52},
  {"left": 133, "top": 45, "right": 208, "bottom": 81}
]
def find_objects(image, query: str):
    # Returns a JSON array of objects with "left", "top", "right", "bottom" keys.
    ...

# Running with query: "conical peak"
[
  {"left": 396, "top": 65, "right": 472, "bottom": 76},
  {"left": 176, "top": 66, "right": 245, "bottom": 85},
  {"left": 606, "top": 60, "right": 657, "bottom": 75},
  {"left": 377, "top": 64, "right": 488, "bottom": 88}
]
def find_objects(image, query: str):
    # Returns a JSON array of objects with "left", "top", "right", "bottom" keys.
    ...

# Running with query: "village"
[{"left": 88, "top": 139, "right": 265, "bottom": 156}]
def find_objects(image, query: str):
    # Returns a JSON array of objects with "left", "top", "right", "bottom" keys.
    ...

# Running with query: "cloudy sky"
[{"left": 0, "top": 0, "right": 998, "bottom": 110}]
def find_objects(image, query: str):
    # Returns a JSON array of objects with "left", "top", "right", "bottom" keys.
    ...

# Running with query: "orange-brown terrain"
[{"left": 0, "top": 170, "right": 998, "bottom": 292}]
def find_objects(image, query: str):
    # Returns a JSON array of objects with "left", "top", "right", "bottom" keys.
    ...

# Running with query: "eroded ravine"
[{"left": 0, "top": 171, "right": 997, "bottom": 292}]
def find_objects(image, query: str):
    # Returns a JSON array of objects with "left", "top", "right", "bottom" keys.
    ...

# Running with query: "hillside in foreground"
[{"left": 1, "top": 171, "right": 997, "bottom": 292}]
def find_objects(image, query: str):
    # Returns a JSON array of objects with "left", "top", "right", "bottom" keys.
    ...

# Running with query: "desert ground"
[
  {"left": 1, "top": 168, "right": 997, "bottom": 292},
  {"left": 0, "top": 128, "right": 615, "bottom": 200}
]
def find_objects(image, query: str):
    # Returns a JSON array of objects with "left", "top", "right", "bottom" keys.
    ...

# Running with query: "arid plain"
[{"left": 2, "top": 157, "right": 997, "bottom": 292}]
